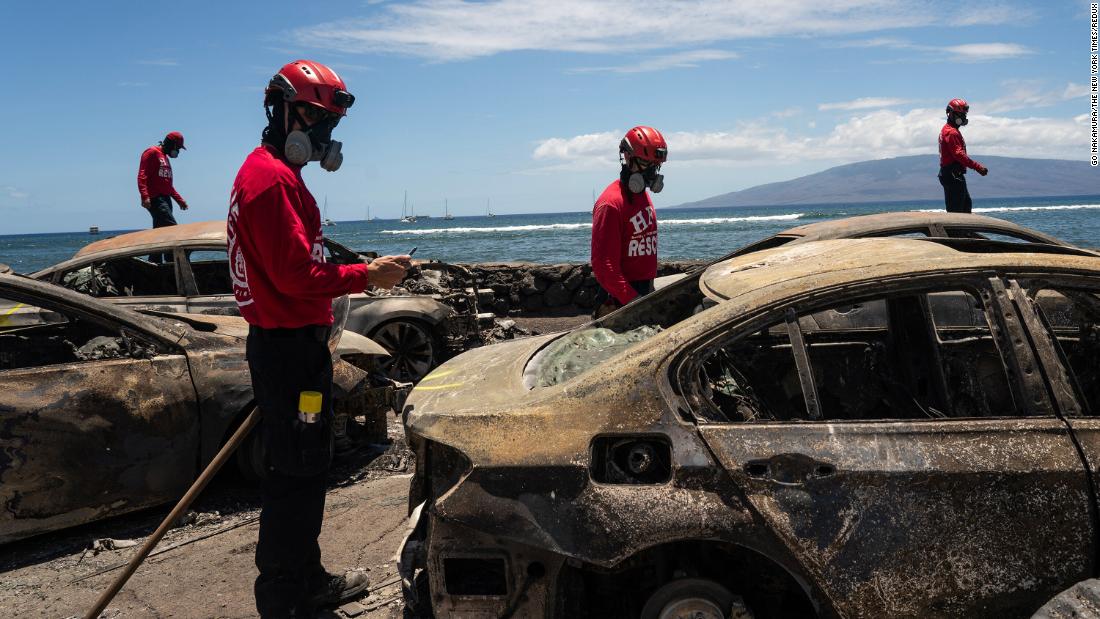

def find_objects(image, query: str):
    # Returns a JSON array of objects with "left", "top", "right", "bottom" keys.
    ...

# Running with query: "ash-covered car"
[
  {"left": 0, "top": 264, "right": 398, "bottom": 543},
  {"left": 399, "top": 237, "right": 1100, "bottom": 618},
  {"left": 31, "top": 221, "right": 494, "bottom": 381},
  {"left": 654, "top": 211, "right": 1077, "bottom": 290}
]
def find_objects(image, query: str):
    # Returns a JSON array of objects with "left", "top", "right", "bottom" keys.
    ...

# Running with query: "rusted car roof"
[
  {"left": 778, "top": 211, "right": 1066, "bottom": 243},
  {"left": 699, "top": 236, "right": 1096, "bottom": 301},
  {"left": 74, "top": 221, "right": 227, "bottom": 259}
]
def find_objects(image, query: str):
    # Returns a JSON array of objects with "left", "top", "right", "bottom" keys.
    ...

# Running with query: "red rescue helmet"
[
  {"left": 946, "top": 98, "right": 970, "bottom": 115},
  {"left": 620, "top": 126, "right": 668, "bottom": 165},
  {"left": 267, "top": 60, "right": 355, "bottom": 117},
  {"left": 164, "top": 131, "right": 186, "bottom": 149}
]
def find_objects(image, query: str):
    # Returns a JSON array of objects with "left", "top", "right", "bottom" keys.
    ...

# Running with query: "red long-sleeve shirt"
[
  {"left": 137, "top": 145, "right": 184, "bottom": 203},
  {"left": 590, "top": 179, "right": 658, "bottom": 305},
  {"left": 226, "top": 145, "right": 369, "bottom": 328},
  {"left": 939, "top": 124, "right": 983, "bottom": 171}
]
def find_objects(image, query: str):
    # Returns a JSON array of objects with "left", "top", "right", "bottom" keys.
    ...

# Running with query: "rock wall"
[{"left": 461, "top": 261, "right": 704, "bottom": 315}]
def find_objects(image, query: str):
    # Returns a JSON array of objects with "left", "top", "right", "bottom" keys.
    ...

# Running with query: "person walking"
[
  {"left": 938, "top": 99, "right": 988, "bottom": 213},
  {"left": 226, "top": 59, "right": 411, "bottom": 619},
  {"left": 590, "top": 125, "right": 668, "bottom": 318},
  {"left": 137, "top": 131, "right": 189, "bottom": 228}
]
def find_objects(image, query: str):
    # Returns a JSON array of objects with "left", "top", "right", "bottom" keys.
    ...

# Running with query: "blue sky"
[{"left": 0, "top": 0, "right": 1094, "bottom": 233}]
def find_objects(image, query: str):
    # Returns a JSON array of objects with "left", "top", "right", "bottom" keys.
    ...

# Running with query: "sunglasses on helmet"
[{"left": 297, "top": 103, "right": 341, "bottom": 126}]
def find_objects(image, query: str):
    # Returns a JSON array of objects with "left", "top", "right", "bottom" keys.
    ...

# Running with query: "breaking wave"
[
  {"left": 918, "top": 204, "right": 1100, "bottom": 214},
  {"left": 380, "top": 213, "right": 803, "bottom": 235}
]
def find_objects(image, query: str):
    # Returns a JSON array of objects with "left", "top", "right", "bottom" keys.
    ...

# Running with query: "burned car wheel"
[
  {"left": 372, "top": 319, "right": 438, "bottom": 382},
  {"left": 236, "top": 427, "right": 266, "bottom": 482},
  {"left": 641, "top": 579, "right": 749, "bottom": 619}
]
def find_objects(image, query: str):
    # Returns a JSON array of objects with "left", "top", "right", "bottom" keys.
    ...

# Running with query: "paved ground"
[
  {"left": 0, "top": 440, "right": 415, "bottom": 619},
  {"left": 0, "top": 314, "right": 591, "bottom": 619}
]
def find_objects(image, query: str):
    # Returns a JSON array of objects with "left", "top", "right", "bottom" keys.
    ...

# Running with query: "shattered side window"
[
  {"left": 699, "top": 320, "right": 807, "bottom": 422},
  {"left": 944, "top": 227, "right": 1044, "bottom": 244},
  {"left": 0, "top": 293, "right": 155, "bottom": 370},
  {"left": 928, "top": 290, "right": 1017, "bottom": 417},
  {"left": 65, "top": 255, "right": 178, "bottom": 297},
  {"left": 697, "top": 286, "right": 1020, "bottom": 423},
  {"left": 1027, "top": 286, "right": 1100, "bottom": 415},
  {"left": 60, "top": 263, "right": 123, "bottom": 297},
  {"left": 528, "top": 325, "right": 662, "bottom": 387},
  {"left": 186, "top": 250, "right": 233, "bottom": 295}
]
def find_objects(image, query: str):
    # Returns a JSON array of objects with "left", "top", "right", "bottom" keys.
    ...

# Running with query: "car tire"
[
  {"left": 370, "top": 319, "right": 440, "bottom": 382},
  {"left": 640, "top": 578, "right": 752, "bottom": 619},
  {"left": 1032, "top": 578, "right": 1100, "bottom": 619},
  {"left": 235, "top": 426, "right": 266, "bottom": 483}
]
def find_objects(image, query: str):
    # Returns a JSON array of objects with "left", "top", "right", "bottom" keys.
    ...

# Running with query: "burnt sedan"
[
  {"left": 0, "top": 265, "right": 385, "bottom": 543},
  {"left": 31, "top": 221, "right": 493, "bottom": 381},
  {"left": 399, "top": 238, "right": 1100, "bottom": 618},
  {"left": 654, "top": 211, "right": 1077, "bottom": 290}
]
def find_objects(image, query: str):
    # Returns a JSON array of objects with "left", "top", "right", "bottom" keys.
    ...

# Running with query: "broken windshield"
[
  {"left": 524, "top": 266, "right": 714, "bottom": 388},
  {"left": 525, "top": 325, "right": 663, "bottom": 388}
]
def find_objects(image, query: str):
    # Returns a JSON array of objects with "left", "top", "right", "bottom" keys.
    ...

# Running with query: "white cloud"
[
  {"left": 1, "top": 185, "right": 29, "bottom": 206},
  {"left": 1063, "top": 82, "right": 1091, "bottom": 99},
  {"left": 981, "top": 80, "right": 1091, "bottom": 113},
  {"left": 818, "top": 97, "right": 912, "bottom": 111},
  {"left": 943, "top": 42, "right": 1032, "bottom": 61},
  {"left": 531, "top": 109, "right": 1088, "bottom": 170},
  {"left": 292, "top": 0, "right": 1022, "bottom": 61},
  {"left": 832, "top": 37, "right": 1033, "bottom": 63},
  {"left": 569, "top": 50, "right": 737, "bottom": 74}
]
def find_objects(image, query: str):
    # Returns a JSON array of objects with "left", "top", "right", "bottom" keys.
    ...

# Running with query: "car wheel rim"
[
  {"left": 374, "top": 321, "right": 434, "bottom": 381},
  {"left": 657, "top": 598, "right": 725, "bottom": 619}
]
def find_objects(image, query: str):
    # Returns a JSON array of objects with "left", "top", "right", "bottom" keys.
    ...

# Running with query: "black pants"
[
  {"left": 147, "top": 195, "right": 177, "bottom": 262},
  {"left": 938, "top": 168, "right": 972, "bottom": 214},
  {"left": 246, "top": 325, "right": 335, "bottom": 618},
  {"left": 148, "top": 195, "right": 177, "bottom": 227}
]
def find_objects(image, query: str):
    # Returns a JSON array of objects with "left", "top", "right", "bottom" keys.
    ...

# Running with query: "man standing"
[
  {"left": 938, "top": 99, "right": 988, "bottom": 213},
  {"left": 227, "top": 59, "right": 410, "bottom": 619},
  {"left": 591, "top": 125, "right": 667, "bottom": 318},
  {"left": 138, "top": 131, "right": 189, "bottom": 228}
]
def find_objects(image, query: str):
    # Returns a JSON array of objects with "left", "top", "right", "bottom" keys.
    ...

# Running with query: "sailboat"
[
  {"left": 366, "top": 204, "right": 378, "bottom": 223},
  {"left": 400, "top": 191, "right": 417, "bottom": 223},
  {"left": 443, "top": 198, "right": 454, "bottom": 220},
  {"left": 486, "top": 198, "right": 495, "bottom": 218},
  {"left": 322, "top": 196, "right": 335, "bottom": 226}
]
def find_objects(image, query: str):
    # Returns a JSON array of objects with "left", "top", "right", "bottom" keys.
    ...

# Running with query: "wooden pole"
[{"left": 83, "top": 407, "right": 260, "bottom": 619}]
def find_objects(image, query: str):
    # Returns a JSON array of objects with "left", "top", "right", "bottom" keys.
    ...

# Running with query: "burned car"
[
  {"left": 655, "top": 211, "right": 1077, "bottom": 289},
  {"left": 31, "top": 221, "right": 494, "bottom": 381},
  {"left": 400, "top": 237, "right": 1100, "bottom": 618},
  {"left": 0, "top": 265, "right": 394, "bottom": 543}
]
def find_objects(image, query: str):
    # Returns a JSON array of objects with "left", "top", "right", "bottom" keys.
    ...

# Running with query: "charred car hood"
[{"left": 406, "top": 333, "right": 556, "bottom": 416}]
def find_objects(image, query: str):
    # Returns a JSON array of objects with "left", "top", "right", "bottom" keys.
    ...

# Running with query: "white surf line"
[
  {"left": 917, "top": 204, "right": 1100, "bottom": 213},
  {"left": 380, "top": 213, "right": 804, "bottom": 235}
]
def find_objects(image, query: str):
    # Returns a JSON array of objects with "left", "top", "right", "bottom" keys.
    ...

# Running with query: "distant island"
[{"left": 669, "top": 155, "right": 1098, "bottom": 209}]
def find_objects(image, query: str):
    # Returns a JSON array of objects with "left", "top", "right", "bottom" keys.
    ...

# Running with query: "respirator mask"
[
  {"left": 625, "top": 161, "right": 664, "bottom": 194},
  {"left": 164, "top": 140, "right": 181, "bottom": 158},
  {"left": 285, "top": 106, "right": 344, "bottom": 171},
  {"left": 954, "top": 113, "right": 968, "bottom": 127}
]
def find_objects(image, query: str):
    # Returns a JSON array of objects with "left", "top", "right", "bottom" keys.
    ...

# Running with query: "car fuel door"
[{"left": 689, "top": 282, "right": 1093, "bottom": 618}]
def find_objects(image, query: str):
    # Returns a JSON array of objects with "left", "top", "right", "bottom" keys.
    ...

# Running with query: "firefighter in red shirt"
[
  {"left": 137, "top": 131, "right": 189, "bottom": 227},
  {"left": 938, "top": 99, "right": 988, "bottom": 213},
  {"left": 227, "top": 60, "right": 410, "bottom": 618},
  {"left": 591, "top": 125, "right": 667, "bottom": 318}
]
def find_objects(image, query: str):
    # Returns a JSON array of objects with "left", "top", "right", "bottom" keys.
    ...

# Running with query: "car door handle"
[{"left": 744, "top": 455, "right": 836, "bottom": 485}]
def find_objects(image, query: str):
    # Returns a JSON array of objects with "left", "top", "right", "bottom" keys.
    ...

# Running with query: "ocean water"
[{"left": 3, "top": 195, "right": 1100, "bottom": 274}]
